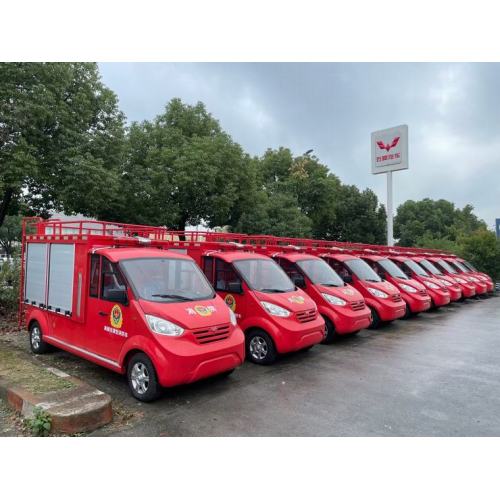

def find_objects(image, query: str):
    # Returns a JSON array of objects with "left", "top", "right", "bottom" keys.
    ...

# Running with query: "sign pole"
[{"left": 387, "top": 170, "right": 394, "bottom": 246}]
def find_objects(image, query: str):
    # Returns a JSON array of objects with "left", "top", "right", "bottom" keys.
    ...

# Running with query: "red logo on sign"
[{"left": 376, "top": 136, "right": 400, "bottom": 152}]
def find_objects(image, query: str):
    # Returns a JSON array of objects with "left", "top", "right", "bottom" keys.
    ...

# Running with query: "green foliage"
[
  {"left": 0, "top": 215, "right": 22, "bottom": 257},
  {"left": 460, "top": 229, "right": 500, "bottom": 281},
  {"left": 25, "top": 407, "right": 52, "bottom": 436},
  {"left": 394, "top": 198, "right": 486, "bottom": 246},
  {"left": 0, "top": 259, "right": 19, "bottom": 316},
  {"left": 0, "top": 62, "right": 125, "bottom": 226},
  {"left": 112, "top": 99, "right": 249, "bottom": 230}
]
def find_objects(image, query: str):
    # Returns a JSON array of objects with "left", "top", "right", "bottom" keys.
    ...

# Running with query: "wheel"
[
  {"left": 322, "top": 316, "right": 336, "bottom": 344},
  {"left": 246, "top": 330, "right": 277, "bottom": 365},
  {"left": 127, "top": 353, "right": 161, "bottom": 402},
  {"left": 368, "top": 307, "right": 381, "bottom": 329},
  {"left": 29, "top": 321, "right": 51, "bottom": 354},
  {"left": 402, "top": 302, "right": 411, "bottom": 319}
]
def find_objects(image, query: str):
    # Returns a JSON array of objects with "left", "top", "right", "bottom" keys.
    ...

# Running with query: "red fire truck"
[
  {"left": 359, "top": 253, "right": 431, "bottom": 317},
  {"left": 155, "top": 236, "right": 325, "bottom": 364},
  {"left": 267, "top": 252, "right": 371, "bottom": 342},
  {"left": 409, "top": 256, "right": 463, "bottom": 301},
  {"left": 454, "top": 258, "right": 494, "bottom": 293},
  {"left": 425, "top": 256, "right": 477, "bottom": 298},
  {"left": 19, "top": 218, "right": 245, "bottom": 401},
  {"left": 441, "top": 256, "right": 490, "bottom": 295},
  {"left": 385, "top": 255, "right": 451, "bottom": 308}
]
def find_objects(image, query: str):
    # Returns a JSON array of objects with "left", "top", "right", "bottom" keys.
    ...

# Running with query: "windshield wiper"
[
  {"left": 151, "top": 293, "right": 193, "bottom": 301},
  {"left": 365, "top": 279, "right": 380, "bottom": 282},
  {"left": 320, "top": 283, "right": 340, "bottom": 287},
  {"left": 258, "top": 288, "right": 289, "bottom": 293}
]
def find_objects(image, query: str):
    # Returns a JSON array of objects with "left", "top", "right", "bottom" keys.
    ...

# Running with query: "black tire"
[
  {"left": 402, "top": 302, "right": 411, "bottom": 319},
  {"left": 127, "top": 352, "right": 161, "bottom": 402},
  {"left": 246, "top": 329, "right": 277, "bottom": 365},
  {"left": 29, "top": 321, "right": 51, "bottom": 354},
  {"left": 322, "top": 316, "right": 336, "bottom": 344},
  {"left": 368, "top": 307, "right": 381, "bottom": 329}
]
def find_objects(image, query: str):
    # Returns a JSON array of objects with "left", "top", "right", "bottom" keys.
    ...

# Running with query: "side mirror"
[
  {"left": 293, "top": 275, "right": 306, "bottom": 289},
  {"left": 103, "top": 288, "right": 128, "bottom": 304},
  {"left": 343, "top": 275, "right": 353, "bottom": 284},
  {"left": 379, "top": 271, "right": 387, "bottom": 279},
  {"left": 227, "top": 281, "right": 243, "bottom": 294}
]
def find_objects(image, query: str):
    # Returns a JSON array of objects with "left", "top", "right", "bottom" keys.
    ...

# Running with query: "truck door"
[
  {"left": 202, "top": 256, "right": 246, "bottom": 321},
  {"left": 87, "top": 255, "right": 129, "bottom": 362}
]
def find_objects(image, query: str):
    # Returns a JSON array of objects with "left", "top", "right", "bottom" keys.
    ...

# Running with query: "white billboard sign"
[{"left": 371, "top": 124, "right": 408, "bottom": 175}]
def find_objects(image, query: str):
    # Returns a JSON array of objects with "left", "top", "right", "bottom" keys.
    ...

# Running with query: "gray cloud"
[{"left": 99, "top": 62, "right": 500, "bottom": 229}]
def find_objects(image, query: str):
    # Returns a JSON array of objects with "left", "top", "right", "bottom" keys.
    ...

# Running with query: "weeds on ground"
[{"left": 25, "top": 407, "right": 51, "bottom": 436}]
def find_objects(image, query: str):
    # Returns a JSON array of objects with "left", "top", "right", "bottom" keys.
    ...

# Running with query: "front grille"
[
  {"left": 351, "top": 300, "right": 365, "bottom": 311},
  {"left": 192, "top": 323, "right": 231, "bottom": 344},
  {"left": 296, "top": 308, "right": 317, "bottom": 323},
  {"left": 392, "top": 293, "right": 403, "bottom": 302},
  {"left": 418, "top": 289, "right": 428, "bottom": 297}
]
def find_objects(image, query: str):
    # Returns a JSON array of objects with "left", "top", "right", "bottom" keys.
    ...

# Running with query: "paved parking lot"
[{"left": 10, "top": 296, "right": 500, "bottom": 436}]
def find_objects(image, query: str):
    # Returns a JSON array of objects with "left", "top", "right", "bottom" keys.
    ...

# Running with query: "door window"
[
  {"left": 89, "top": 254, "right": 100, "bottom": 298},
  {"left": 215, "top": 259, "right": 241, "bottom": 292},
  {"left": 101, "top": 257, "right": 126, "bottom": 301}
]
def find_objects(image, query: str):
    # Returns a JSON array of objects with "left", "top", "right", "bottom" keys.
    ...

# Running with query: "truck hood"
[
  {"left": 253, "top": 289, "right": 317, "bottom": 312},
  {"left": 316, "top": 283, "right": 364, "bottom": 302},
  {"left": 392, "top": 277, "right": 426, "bottom": 291},
  {"left": 138, "top": 296, "right": 231, "bottom": 329},
  {"left": 360, "top": 280, "right": 399, "bottom": 295}
]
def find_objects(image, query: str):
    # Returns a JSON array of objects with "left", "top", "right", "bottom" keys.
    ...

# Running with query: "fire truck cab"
[
  {"left": 269, "top": 252, "right": 371, "bottom": 342},
  {"left": 426, "top": 256, "right": 477, "bottom": 298},
  {"left": 410, "top": 256, "right": 463, "bottom": 301},
  {"left": 442, "top": 257, "right": 489, "bottom": 295},
  {"left": 20, "top": 218, "right": 245, "bottom": 401},
  {"left": 360, "top": 254, "right": 431, "bottom": 317},
  {"left": 387, "top": 255, "right": 451, "bottom": 308},
  {"left": 192, "top": 250, "right": 325, "bottom": 364},
  {"left": 317, "top": 253, "right": 406, "bottom": 328}
]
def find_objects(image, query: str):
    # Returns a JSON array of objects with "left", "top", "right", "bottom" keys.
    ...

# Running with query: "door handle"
[{"left": 98, "top": 311, "right": 107, "bottom": 316}]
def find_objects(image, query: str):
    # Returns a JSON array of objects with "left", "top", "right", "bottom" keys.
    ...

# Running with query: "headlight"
[
  {"left": 455, "top": 277, "right": 466, "bottom": 284},
  {"left": 368, "top": 287, "right": 388, "bottom": 299},
  {"left": 229, "top": 309, "right": 237, "bottom": 326},
  {"left": 469, "top": 277, "right": 478, "bottom": 282},
  {"left": 145, "top": 314, "right": 184, "bottom": 336},
  {"left": 424, "top": 281, "right": 439, "bottom": 290},
  {"left": 321, "top": 293, "right": 347, "bottom": 306},
  {"left": 400, "top": 284, "right": 417, "bottom": 293},
  {"left": 439, "top": 279, "right": 452, "bottom": 286},
  {"left": 260, "top": 301, "right": 291, "bottom": 317}
]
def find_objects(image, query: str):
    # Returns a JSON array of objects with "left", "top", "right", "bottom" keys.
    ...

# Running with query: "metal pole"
[{"left": 387, "top": 170, "right": 394, "bottom": 246}]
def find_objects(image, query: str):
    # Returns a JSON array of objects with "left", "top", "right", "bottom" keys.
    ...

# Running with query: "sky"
[{"left": 99, "top": 63, "right": 500, "bottom": 229}]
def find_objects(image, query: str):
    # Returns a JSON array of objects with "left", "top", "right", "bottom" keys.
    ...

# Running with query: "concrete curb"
[{"left": 0, "top": 368, "right": 113, "bottom": 434}]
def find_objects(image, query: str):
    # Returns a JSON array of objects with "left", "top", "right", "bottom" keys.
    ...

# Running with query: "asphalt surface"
[{"left": 10, "top": 295, "right": 500, "bottom": 436}]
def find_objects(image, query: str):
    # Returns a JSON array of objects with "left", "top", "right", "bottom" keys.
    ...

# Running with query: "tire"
[
  {"left": 402, "top": 302, "right": 411, "bottom": 319},
  {"left": 368, "top": 307, "right": 381, "bottom": 329},
  {"left": 127, "top": 353, "right": 161, "bottom": 402},
  {"left": 246, "top": 330, "right": 277, "bottom": 365},
  {"left": 322, "top": 316, "right": 336, "bottom": 344},
  {"left": 29, "top": 321, "right": 51, "bottom": 354}
]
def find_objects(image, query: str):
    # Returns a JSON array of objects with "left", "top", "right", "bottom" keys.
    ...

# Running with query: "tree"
[
  {"left": 394, "top": 198, "right": 486, "bottom": 246},
  {"left": 0, "top": 63, "right": 125, "bottom": 226},
  {"left": 116, "top": 99, "right": 250, "bottom": 230},
  {"left": 461, "top": 229, "right": 500, "bottom": 281},
  {"left": 0, "top": 215, "right": 22, "bottom": 257}
]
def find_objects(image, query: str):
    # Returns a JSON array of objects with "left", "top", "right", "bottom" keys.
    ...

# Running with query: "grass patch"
[{"left": 0, "top": 347, "right": 75, "bottom": 394}]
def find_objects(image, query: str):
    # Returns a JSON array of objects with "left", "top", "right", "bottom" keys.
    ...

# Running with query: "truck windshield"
[
  {"left": 120, "top": 258, "right": 215, "bottom": 302},
  {"left": 345, "top": 258, "right": 382, "bottom": 282},
  {"left": 404, "top": 259, "right": 429, "bottom": 277},
  {"left": 297, "top": 258, "right": 344, "bottom": 287},
  {"left": 452, "top": 261, "right": 469, "bottom": 273},
  {"left": 438, "top": 259, "right": 457, "bottom": 274},
  {"left": 379, "top": 258, "right": 409, "bottom": 279},
  {"left": 234, "top": 259, "right": 295, "bottom": 293},
  {"left": 419, "top": 259, "right": 443, "bottom": 276},
  {"left": 463, "top": 260, "right": 477, "bottom": 272}
]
